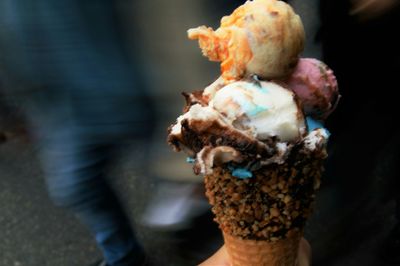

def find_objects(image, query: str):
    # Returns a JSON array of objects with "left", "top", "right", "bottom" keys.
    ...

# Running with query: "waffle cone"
[
  {"left": 204, "top": 156, "right": 323, "bottom": 240},
  {"left": 202, "top": 138, "right": 325, "bottom": 264},
  {"left": 223, "top": 231, "right": 301, "bottom": 266}
]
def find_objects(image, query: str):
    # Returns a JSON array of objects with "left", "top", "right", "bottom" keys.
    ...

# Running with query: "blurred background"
[{"left": 1, "top": 0, "right": 399, "bottom": 265}]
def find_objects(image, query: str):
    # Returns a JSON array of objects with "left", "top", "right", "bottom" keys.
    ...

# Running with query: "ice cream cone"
[
  {"left": 204, "top": 154, "right": 323, "bottom": 238},
  {"left": 223, "top": 230, "right": 301, "bottom": 266},
  {"left": 166, "top": 2, "right": 336, "bottom": 265},
  {"left": 203, "top": 147, "right": 324, "bottom": 266}
]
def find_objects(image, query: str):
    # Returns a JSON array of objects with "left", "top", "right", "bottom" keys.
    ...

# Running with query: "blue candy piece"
[
  {"left": 306, "top": 117, "right": 324, "bottom": 132},
  {"left": 232, "top": 168, "right": 253, "bottom": 179},
  {"left": 186, "top": 157, "right": 196, "bottom": 163},
  {"left": 321, "top": 128, "right": 331, "bottom": 138},
  {"left": 248, "top": 105, "right": 268, "bottom": 116},
  {"left": 259, "top": 87, "right": 269, "bottom": 94},
  {"left": 306, "top": 116, "right": 331, "bottom": 138}
]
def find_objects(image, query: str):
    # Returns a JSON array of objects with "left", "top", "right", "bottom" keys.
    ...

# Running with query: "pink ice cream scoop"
[{"left": 285, "top": 58, "right": 340, "bottom": 120}]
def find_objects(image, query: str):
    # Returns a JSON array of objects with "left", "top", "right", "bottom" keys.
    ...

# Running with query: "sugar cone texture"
[
  {"left": 223, "top": 231, "right": 301, "bottom": 266},
  {"left": 204, "top": 160, "right": 323, "bottom": 240}
]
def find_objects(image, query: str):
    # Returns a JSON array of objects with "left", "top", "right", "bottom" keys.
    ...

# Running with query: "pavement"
[{"left": 0, "top": 137, "right": 99, "bottom": 266}]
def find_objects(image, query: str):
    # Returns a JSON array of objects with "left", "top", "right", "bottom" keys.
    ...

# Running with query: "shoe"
[
  {"left": 140, "top": 180, "right": 210, "bottom": 231},
  {"left": 141, "top": 180, "right": 222, "bottom": 263}
]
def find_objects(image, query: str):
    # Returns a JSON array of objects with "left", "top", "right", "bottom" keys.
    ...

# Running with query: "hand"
[
  {"left": 199, "top": 238, "right": 311, "bottom": 266},
  {"left": 350, "top": 0, "right": 399, "bottom": 21},
  {"left": 198, "top": 245, "right": 231, "bottom": 266}
]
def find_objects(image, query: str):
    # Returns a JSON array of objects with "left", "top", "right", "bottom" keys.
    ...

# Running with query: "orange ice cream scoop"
[{"left": 188, "top": 0, "right": 305, "bottom": 82}]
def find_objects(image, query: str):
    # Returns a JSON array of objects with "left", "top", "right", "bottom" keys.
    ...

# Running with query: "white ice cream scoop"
[{"left": 209, "top": 80, "right": 306, "bottom": 142}]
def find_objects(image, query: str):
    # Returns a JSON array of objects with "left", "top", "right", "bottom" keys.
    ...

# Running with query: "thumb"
[
  {"left": 198, "top": 245, "right": 231, "bottom": 266},
  {"left": 297, "top": 238, "right": 312, "bottom": 266}
]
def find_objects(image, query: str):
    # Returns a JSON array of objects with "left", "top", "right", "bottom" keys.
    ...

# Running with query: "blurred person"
[
  {"left": 138, "top": 1, "right": 243, "bottom": 262},
  {"left": 0, "top": 1, "right": 155, "bottom": 266},
  {"left": 139, "top": 0, "right": 244, "bottom": 231}
]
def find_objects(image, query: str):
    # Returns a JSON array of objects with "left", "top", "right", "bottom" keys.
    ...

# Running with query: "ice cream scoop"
[
  {"left": 188, "top": 0, "right": 305, "bottom": 82},
  {"left": 171, "top": 79, "right": 306, "bottom": 145},
  {"left": 168, "top": 78, "right": 312, "bottom": 175},
  {"left": 285, "top": 58, "right": 340, "bottom": 120},
  {"left": 209, "top": 79, "right": 306, "bottom": 142}
]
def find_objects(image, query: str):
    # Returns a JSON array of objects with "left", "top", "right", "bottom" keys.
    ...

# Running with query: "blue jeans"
[
  {"left": 37, "top": 125, "right": 146, "bottom": 266},
  {"left": 21, "top": 88, "right": 151, "bottom": 266}
]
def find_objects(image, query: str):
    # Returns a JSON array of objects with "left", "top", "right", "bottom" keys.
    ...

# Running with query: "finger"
[
  {"left": 297, "top": 238, "right": 312, "bottom": 266},
  {"left": 198, "top": 245, "right": 231, "bottom": 266}
]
